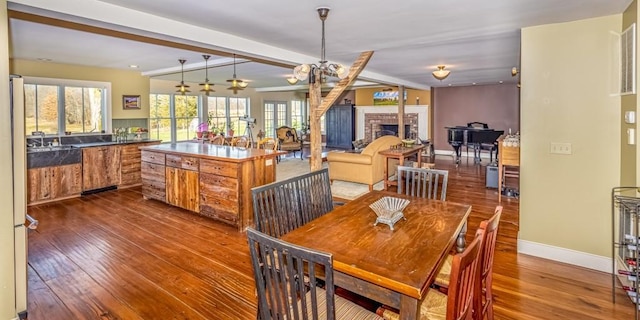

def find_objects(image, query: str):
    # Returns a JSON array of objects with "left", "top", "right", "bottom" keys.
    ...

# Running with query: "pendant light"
[
  {"left": 199, "top": 54, "right": 215, "bottom": 96},
  {"left": 292, "top": 7, "right": 349, "bottom": 84},
  {"left": 227, "top": 54, "right": 248, "bottom": 94},
  {"left": 176, "top": 59, "right": 190, "bottom": 94}
]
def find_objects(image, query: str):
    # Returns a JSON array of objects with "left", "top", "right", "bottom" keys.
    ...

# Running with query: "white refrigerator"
[{"left": 10, "top": 76, "right": 28, "bottom": 319}]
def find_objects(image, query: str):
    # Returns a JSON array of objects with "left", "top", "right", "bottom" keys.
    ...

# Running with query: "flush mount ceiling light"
[
  {"left": 199, "top": 54, "right": 214, "bottom": 96},
  {"left": 176, "top": 59, "right": 190, "bottom": 95},
  {"left": 432, "top": 65, "right": 450, "bottom": 81},
  {"left": 227, "top": 54, "right": 248, "bottom": 94},
  {"left": 286, "top": 75, "right": 299, "bottom": 85},
  {"left": 511, "top": 67, "right": 519, "bottom": 77},
  {"left": 292, "top": 7, "right": 349, "bottom": 84}
]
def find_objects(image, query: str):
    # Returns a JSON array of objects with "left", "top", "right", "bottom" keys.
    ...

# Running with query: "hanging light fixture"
[
  {"left": 227, "top": 54, "right": 248, "bottom": 94},
  {"left": 432, "top": 65, "right": 451, "bottom": 81},
  {"left": 176, "top": 59, "right": 190, "bottom": 94},
  {"left": 199, "top": 54, "right": 214, "bottom": 95},
  {"left": 292, "top": 7, "right": 349, "bottom": 84}
]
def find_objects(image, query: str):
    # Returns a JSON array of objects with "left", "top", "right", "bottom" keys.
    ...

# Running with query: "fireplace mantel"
[{"left": 354, "top": 105, "right": 429, "bottom": 141}]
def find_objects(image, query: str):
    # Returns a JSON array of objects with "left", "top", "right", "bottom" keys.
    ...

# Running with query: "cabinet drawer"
[
  {"left": 166, "top": 154, "right": 199, "bottom": 171},
  {"left": 142, "top": 179, "right": 166, "bottom": 201},
  {"left": 200, "top": 159, "right": 238, "bottom": 178},
  {"left": 200, "top": 174, "right": 239, "bottom": 201},
  {"left": 141, "top": 151, "right": 165, "bottom": 165},
  {"left": 141, "top": 161, "right": 165, "bottom": 182}
]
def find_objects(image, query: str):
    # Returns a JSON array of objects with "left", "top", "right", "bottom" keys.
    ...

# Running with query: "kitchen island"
[{"left": 139, "top": 142, "right": 284, "bottom": 231}]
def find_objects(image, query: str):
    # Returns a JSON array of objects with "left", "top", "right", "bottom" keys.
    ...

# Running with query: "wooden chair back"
[
  {"left": 234, "top": 136, "right": 250, "bottom": 148},
  {"left": 257, "top": 137, "right": 278, "bottom": 151},
  {"left": 448, "top": 229, "right": 484, "bottom": 320},
  {"left": 397, "top": 166, "right": 449, "bottom": 201},
  {"left": 474, "top": 206, "right": 502, "bottom": 320},
  {"left": 209, "top": 135, "right": 225, "bottom": 145},
  {"left": 251, "top": 168, "right": 334, "bottom": 238},
  {"left": 247, "top": 228, "right": 337, "bottom": 320}
]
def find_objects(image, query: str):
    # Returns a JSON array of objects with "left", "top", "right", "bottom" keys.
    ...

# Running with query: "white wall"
[{"left": 519, "top": 15, "right": 622, "bottom": 270}]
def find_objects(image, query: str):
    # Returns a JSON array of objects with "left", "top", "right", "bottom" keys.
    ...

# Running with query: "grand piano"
[{"left": 446, "top": 122, "right": 504, "bottom": 164}]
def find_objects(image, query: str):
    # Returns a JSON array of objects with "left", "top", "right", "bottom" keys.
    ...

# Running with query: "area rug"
[{"left": 276, "top": 157, "right": 383, "bottom": 200}]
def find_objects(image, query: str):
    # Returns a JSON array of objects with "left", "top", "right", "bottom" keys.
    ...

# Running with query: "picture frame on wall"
[{"left": 123, "top": 95, "right": 141, "bottom": 110}]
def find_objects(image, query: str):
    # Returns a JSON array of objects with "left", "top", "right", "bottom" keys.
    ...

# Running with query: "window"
[
  {"left": 149, "top": 94, "right": 200, "bottom": 142},
  {"left": 207, "top": 96, "right": 250, "bottom": 135},
  {"left": 149, "top": 94, "right": 171, "bottom": 142},
  {"left": 291, "top": 100, "right": 304, "bottom": 131},
  {"left": 24, "top": 77, "right": 109, "bottom": 135},
  {"left": 263, "top": 101, "right": 287, "bottom": 138}
]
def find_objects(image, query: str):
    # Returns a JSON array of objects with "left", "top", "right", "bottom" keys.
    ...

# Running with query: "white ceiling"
[{"left": 7, "top": 0, "right": 633, "bottom": 91}]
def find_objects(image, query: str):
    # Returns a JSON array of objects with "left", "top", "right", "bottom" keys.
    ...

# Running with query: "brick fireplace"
[{"left": 355, "top": 106, "right": 429, "bottom": 142}]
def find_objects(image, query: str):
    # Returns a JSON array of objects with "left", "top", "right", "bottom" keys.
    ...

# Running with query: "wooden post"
[
  {"left": 309, "top": 69, "right": 323, "bottom": 171},
  {"left": 308, "top": 51, "right": 374, "bottom": 171},
  {"left": 398, "top": 85, "right": 405, "bottom": 139}
]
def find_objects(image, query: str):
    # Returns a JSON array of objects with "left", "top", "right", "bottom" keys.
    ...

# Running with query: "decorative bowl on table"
[
  {"left": 370, "top": 196, "right": 410, "bottom": 230},
  {"left": 402, "top": 139, "right": 416, "bottom": 147}
]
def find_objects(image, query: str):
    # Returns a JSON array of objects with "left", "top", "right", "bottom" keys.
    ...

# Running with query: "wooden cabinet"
[
  {"left": 325, "top": 104, "right": 355, "bottom": 149},
  {"left": 120, "top": 142, "right": 160, "bottom": 187},
  {"left": 28, "top": 163, "right": 82, "bottom": 205},
  {"left": 141, "top": 151, "right": 166, "bottom": 201},
  {"left": 165, "top": 154, "right": 200, "bottom": 212},
  {"left": 82, "top": 146, "right": 121, "bottom": 191},
  {"left": 200, "top": 159, "right": 240, "bottom": 224}
]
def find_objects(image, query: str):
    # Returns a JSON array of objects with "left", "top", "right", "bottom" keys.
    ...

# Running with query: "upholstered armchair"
[
  {"left": 275, "top": 126, "right": 303, "bottom": 159},
  {"left": 327, "top": 135, "right": 402, "bottom": 191}
]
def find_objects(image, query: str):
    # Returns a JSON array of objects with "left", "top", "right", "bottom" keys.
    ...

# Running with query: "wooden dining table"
[{"left": 280, "top": 190, "right": 471, "bottom": 320}]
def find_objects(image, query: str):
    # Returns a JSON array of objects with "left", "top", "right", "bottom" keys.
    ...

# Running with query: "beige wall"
[
  {"left": 622, "top": 0, "right": 637, "bottom": 187},
  {"left": 520, "top": 15, "right": 621, "bottom": 257},
  {"left": 10, "top": 59, "right": 150, "bottom": 119},
  {"left": 355, "top": 87, "right": 430, "bottom": 106},
  {"left": 0, "top": 1, "right": 17, "bottom": 317}
]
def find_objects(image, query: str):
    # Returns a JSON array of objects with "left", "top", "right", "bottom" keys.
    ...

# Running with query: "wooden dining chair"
[
  {"left": 397, "top": 166, "right": 449, "bottom": 201},
  {"left": 434, "top": 206, "right": 503, "bottom": 320},
  {"left": 381, "top": 230, "right": 484, "bottom": 320},
  {"left": 251, "top": 168, "right": 335, "bottom": 238},
  {"left": 234, "top": 136, "right": 250, "bottom": 147},
  {"left": 209, "top": 135, "right": 225, "bottom": 145},
  {"left": 246, "top": 228, "right": 383, "bottom": 320}
]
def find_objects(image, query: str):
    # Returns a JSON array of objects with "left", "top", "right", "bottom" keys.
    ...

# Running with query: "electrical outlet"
[{"left": 550, "top": 142, "right": 572, "bottom": 155}]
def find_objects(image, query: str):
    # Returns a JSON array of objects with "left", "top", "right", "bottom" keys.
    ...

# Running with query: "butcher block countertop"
[{"left": 139, "top": 142, "right": 284, "bottom": 162}]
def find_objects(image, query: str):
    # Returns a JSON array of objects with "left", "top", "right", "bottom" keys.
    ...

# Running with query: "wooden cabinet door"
[
  {"left": 51, "top": 164, "right": 82, "bottom": 198},
  {"left": 27, "top": 167, "right": 51, "bottom": 203},
  {"left": 166, "top": 167, "right": 199, "bottom": 212},
  {"left": 83, "top": 146, "right": 121, "bottom": 191}
]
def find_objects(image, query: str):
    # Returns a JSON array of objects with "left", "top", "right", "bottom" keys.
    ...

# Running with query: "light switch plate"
[
  {"left": 550, "top": 142, "right": 572, "bottom": 155},
  {"left": 626, "top": 111, "right": 636, "bottom": 124}
]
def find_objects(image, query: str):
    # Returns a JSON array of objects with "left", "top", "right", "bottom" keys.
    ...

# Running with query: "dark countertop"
[{"left": 69, "top": 139, "right": 161, "bottom": 148}]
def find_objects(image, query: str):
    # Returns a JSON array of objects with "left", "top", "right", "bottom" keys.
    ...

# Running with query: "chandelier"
[
  {"left": 200, "top": 54, "right": 214, "bottom": 95},
  {"left": 291, "top": 7, "right": 349, "bottom": 85},
  {"left": 176, "top": 59, "right": 190, "bottom": 94},
  {"left": 432, "top": 65, "right": 450, "bottom": 81},
  {"left": 227, "top": 54, "right": 248, "bottom": 94}
]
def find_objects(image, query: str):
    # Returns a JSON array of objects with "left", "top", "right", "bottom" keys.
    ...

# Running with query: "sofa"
[{"left": 327, "top": 135, "right": 402, "bottom": 191}]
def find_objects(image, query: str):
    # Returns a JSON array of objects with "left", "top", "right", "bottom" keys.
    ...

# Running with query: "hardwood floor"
[{"left": 25, "top": 155, "right": 635, "bottom": 319}]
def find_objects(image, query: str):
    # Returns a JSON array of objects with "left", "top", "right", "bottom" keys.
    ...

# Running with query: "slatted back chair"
[
  {"left": 447, "top": 229, "right": 484, "bottom": 320},
  {"left": 474, "top": 206, "right": 502, "bottom": 320},
  {"left": 397, "top": 166, "right": 449, "bottom": 201},
  {"left": 209, "top": 135, "right": 225, "bottom": 145},
  {"left": 247, "top": 228, "right": 382, "bottom": 320},
  {"left": 234, "top": 136, "right": 250, "bottom": 148},
  {"left": 252, "top": 168, "right": 334, "bottom": 238}
]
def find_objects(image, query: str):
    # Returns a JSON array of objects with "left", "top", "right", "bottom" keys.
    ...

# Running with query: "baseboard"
[
  {"left": 517, "top": 239, "right": 611, "bottom": 273},
  {"left": 434, "top": 149, "right": 493, "bottom": 159}
]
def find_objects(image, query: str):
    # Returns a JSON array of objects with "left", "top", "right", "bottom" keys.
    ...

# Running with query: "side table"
[{"left": 379, "top": 145, "right": 424, "bottom": 190}]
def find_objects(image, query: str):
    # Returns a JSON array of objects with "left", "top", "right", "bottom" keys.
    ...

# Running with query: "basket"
[{"left": 370, "top": 196, "right": 410, "bottom": 230}]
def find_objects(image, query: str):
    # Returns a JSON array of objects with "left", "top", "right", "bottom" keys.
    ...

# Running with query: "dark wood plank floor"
[{"left": 25, "top": 155, "right": 635, "bottom": 319}]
